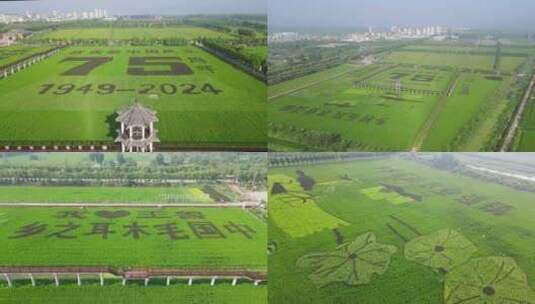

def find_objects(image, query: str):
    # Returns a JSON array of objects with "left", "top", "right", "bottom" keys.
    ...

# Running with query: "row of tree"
[
  {"left": 0, "top": 153, "right": 267, "bottom": 188},
  {"left": 199, "top": 38, "right": 266, "bottom": 73},
  {"left": 269, "top": 152, "right": 390, "bottom": 167}
]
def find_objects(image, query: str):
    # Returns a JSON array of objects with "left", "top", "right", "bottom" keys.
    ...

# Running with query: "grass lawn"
[{"left": 0, "top": 45, "right": 266, "bottom": 148}]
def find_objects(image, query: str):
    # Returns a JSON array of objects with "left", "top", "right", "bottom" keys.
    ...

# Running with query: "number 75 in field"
[{"left": 60, "top": 57, "right": 194, "bottom": 76}]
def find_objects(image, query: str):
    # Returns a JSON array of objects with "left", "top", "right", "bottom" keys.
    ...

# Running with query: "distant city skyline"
[
  {"left": 269, "top": 0, "right": 535, "bottom": 31},
  {"left": 0, "top": 0, "right": 266, "bottom": 16}
]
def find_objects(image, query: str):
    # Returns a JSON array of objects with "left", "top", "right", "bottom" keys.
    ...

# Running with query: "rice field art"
[
  {"left": 268, "top": 153, "right": 535, "bottom": 304},
  {"left": 268, "top": 41, "right": 534, "bottom": 152}
]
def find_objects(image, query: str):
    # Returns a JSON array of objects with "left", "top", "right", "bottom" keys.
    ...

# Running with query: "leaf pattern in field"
[
  {"left": 444, "top": 257, "right": 535, "bottom": 304},
  {"left": 297, "top": 232, "right": 397, "bottom": 287},
  {"left": 404, "top": 229, "right": 477, "bottom": 273}
]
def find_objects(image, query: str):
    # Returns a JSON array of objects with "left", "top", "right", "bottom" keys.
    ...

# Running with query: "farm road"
[{"left": 500, "top": 73, "right": 535, "bottom": 151}]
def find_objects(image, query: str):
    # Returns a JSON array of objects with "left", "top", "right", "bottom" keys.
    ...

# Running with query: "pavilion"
[{"left": 115, "top": 102, "right": 160, "bottom": 152}]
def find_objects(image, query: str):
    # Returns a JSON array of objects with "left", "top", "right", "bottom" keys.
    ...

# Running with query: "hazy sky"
[
  {"left": 0, "top": 0, "right": 266, "bottom": 15},
  {"left": 269, "top": 0, "right": 535, "bottom": 30}
]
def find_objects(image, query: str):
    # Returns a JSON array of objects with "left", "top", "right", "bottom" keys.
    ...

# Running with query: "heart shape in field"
[{"left": 95, "top": 210, "right": 130, "bottom": 219}]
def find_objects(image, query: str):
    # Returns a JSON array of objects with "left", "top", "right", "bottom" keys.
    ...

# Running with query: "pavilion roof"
[{"left": 116, "top": 102, "right": 158, "bottom": 126}]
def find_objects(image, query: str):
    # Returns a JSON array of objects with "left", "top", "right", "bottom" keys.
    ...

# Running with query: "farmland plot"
[
  {"left": 268, "top": 157, "right": 535, "bottom": 303},
  {"left": 0, "top": 45, "right": 266, "bottom": 149},
  {"left": 269, "top": 65, "right": 451, "bottom": 151},
  {"left": 0, "top": 207, "right": 266, "bottom": 268},
  {"left": 268, "top": 42, "right": 523, "bottom": 152},
  {"left": 0, "top": 186, "right": 213, "bottom": 204},
  {"left": 0, "top": 285, "right": 267, "bottom": 304},
  {"left": 0, "top": 44, "right": 55, "bottom": 67},
  {"left": 33, "top": 26, "right": 233, "bottom": 41}
]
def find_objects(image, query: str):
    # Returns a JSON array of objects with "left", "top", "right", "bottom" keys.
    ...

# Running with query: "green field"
[
  {"left": 421, "top": 73, "right": 510, "bottom": 151},
  {"left": 268, "top": 42, "right": 524, "bottom": 152},
  {"left": 243, "top": 46, "right": 267, "bottom": 61},
  {"left": 516, "top": 92, "right": 535, "bottom": 151},
  {"left": 268, "top": 156, "right": 535, "bottom": 303},
  {"left": 0, "top": 45, "right": 54, "bottom": 67},
  {"left": 0, "top": 285, "right": 267, "bottom": 304},
  {"left": 400, "top": 44, "right": 497, "bottom": 54},
  {"left": 0, "top": 45, "right": 266, "bottom": 148},
  {"left": 0, "top": 186, "right": 213, "bottom": 204},
  {"left": 385, "top": 51, "right": 496, "bottom": 70},
  {"left": 0, "top": 207, "right": 266, "bottom": 268},
  {"left": 268, "top": 64, "right": 356, "bottom": 98},
  {"left": 269, "top": 65, "right": 446, "bottom": 151},
  {"left": 268, "top": 174, "right": 348, "bottom": 238},
  {"left": 385, "top": 51, "right": 525, "bottom": 73},
  {"left": 33, "top": 26, "right": 233, "bottom": 41},
  {"left": 270, "top": 64, "right": 486, "bottom": 151}
]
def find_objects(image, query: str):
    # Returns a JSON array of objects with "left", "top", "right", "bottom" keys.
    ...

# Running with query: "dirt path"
[
  {"left": 499, "top": 73, "right": 535, "bottom": 152},
  {"left": 411, "top": 74, "right": 460, "bottom": 152}
]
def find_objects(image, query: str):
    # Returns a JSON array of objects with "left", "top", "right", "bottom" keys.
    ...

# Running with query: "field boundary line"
[
  {"left": 500, "top": 72, "right": 535, "bottom": 151},
  {"left": 389, "top": 215, "right": 422, "bottom": 236},
  {"left": 411, "top": 73, "right": 460, "bottom": 151}
]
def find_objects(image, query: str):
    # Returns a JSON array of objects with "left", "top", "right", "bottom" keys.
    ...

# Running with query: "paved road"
[{"left": 500, "top": 73, "right": 535, "bottom": 152}]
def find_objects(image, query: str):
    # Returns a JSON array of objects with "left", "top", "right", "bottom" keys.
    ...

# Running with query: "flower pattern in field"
[
  {"left": 404, "top": 229, "right": 477, "bottom": 273},
  {"left": 444, "top": 257, "right": 535, "bottom": 304},
  {"left": 297, "top": 232, "right": 397, "bottom": 287}
]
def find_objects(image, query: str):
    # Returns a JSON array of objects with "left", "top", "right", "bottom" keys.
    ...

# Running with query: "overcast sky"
[
  {"left": 0, "top": 0, "right": 266, "bottom": 15},
  {"left": 269, "top": 0, "right": 535, "bottom": 31}
]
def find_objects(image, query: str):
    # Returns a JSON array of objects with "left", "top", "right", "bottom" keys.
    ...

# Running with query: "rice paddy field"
[
  {"left": 268, "top": 156, "right": 535, "bottom": 303},
  {"left": 0, "top": 186, "right": 213, "bottom": 204},
  {"left": 0, "top": 45, "right": 54, "bottom": 67},
  {"left": 515, "top": 91, "right": 535, "bottom": 151},
  {"left": 0, "top": 192, "right": 267, "bottom": 303},
  {"left": 0, "top": 206, "right": 266, "bottom": 267},
  {"left": 0, "top": 151, "right": 267, "bottom": 303},
  {"left": 33, "top": 26, "right": 233, "bottom": 41},
  {"left": 0, "top": 44, "right": 266, "bottom": 149},
  {"left": 0, "top": 285, "right": 267, "bottom": 304},
  {"left": 384, "top": 51, "right": 525, "bottom": 73},
  {"left": 268, "top": 42, "right": 530, "bottom": 152}
]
